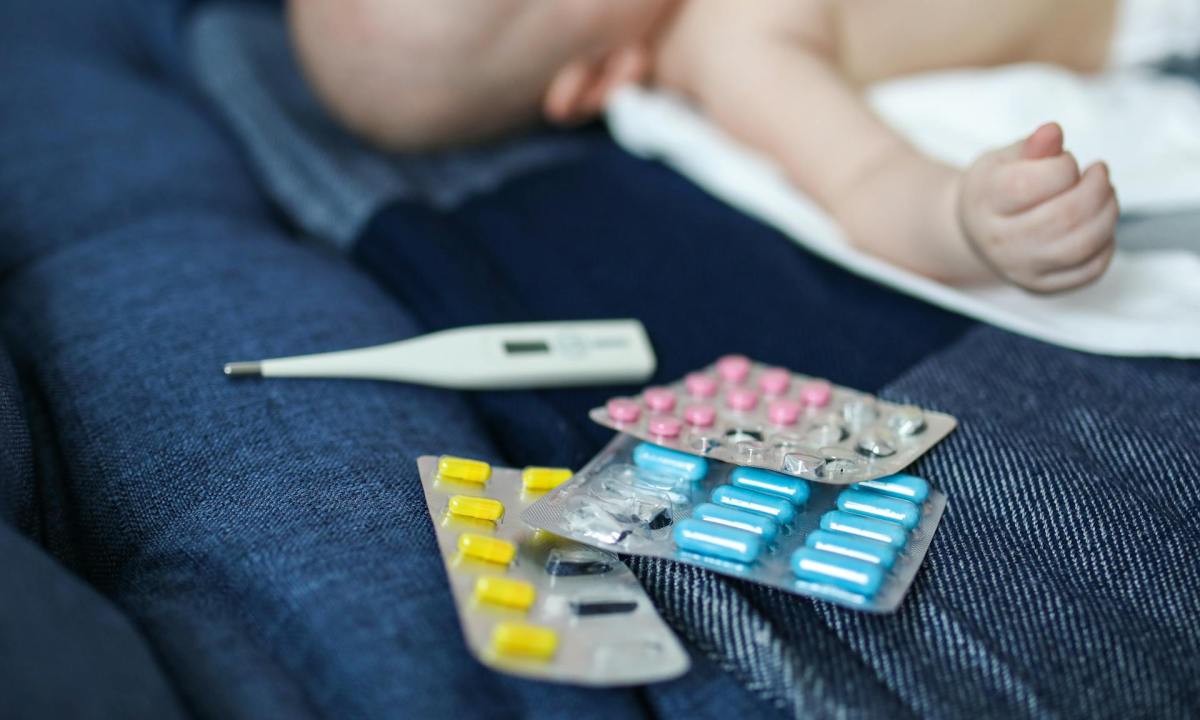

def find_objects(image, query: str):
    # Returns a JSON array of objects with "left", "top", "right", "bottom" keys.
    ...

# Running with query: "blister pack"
[
  {"left": 590, "top": 355, "right": 957, "bottom": 484},
  {"left": 416, "top": 455, "right": 690, "bottom": 685},
  {"left": 522, "top": 434, "right": 946, "bottom": 612}
]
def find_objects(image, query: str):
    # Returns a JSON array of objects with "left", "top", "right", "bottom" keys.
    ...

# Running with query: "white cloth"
[
  {"left": 1111, "top": 0, "right": 1200, "bottom": 69},
  {"left": 607, "top": 75, "right": 1200, "bottom": 358}
]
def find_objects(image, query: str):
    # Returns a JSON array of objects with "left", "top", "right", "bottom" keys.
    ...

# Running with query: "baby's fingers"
[
  {"left": 1027, "top": 238, "right": 1116, "bottom": 294},
  {"left": 1022, "top": 161, "right": 1114, "bottom": 243},
  {"left": 1030, "top": 193, "right": 1119, "bottom": 275},
  {"left": 989, "top": 152, "right": 1080, "bottom": 215},
  {"left": 1022, "top": 174, "right": 1118, "bottom": 293}
]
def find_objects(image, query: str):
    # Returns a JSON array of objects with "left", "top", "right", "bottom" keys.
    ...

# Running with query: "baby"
[{"left": 289, "top": 0, "right": 1120, "bottom": 293}]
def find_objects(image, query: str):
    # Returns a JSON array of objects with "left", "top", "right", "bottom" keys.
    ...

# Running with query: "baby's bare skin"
[
  {"left": 653, "top": 0, "right": 1120, "bottom": 291},
  {"left": 290, "top": 0, "right": 1121, "bottom": 293}
]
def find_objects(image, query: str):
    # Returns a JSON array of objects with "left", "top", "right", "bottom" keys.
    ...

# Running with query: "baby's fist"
[{"left": 958, "top": 123, "right": 1119, "bottom": 293}]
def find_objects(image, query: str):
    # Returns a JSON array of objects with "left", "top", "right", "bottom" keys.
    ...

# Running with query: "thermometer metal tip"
[{"left": 224, "top": 361, "right": 263, "bottom": 377}]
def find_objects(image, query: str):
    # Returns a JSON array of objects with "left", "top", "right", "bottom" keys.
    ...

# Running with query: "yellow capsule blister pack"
[{"left": 416, "top": 455, "right": 690, "bottom": 685}]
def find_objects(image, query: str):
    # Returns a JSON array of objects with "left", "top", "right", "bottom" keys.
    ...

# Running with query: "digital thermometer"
[{"left": 223, "top": 319, "right": 656, "bottom": 389}]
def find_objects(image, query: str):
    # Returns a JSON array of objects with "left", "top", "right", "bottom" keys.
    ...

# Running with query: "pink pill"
[
  {"left": 758, "top": 368, "right": 791, "bottom": 396},
  {"left": 716, "top": 354, "right": 752, "bottom": 384},
  {"left": 684, "top": 372, "right": 718, "bottom": 398},
  {"left": 767, "top": 399, "right": 802, "bottom": 426},
  {"left": 798, "top": 380, "right": 833, "bottom": 407},
  {"left": 683, "top": 404, "right": 717, "bottom": 427},
  {"left": 642, "top": 387, "right": 677, "bottom": 413},
  {"left": 725, "top": 387, "right": 759, "bottom": 412},
  {"left": 648, "top": 415, "right": 682, "bottom": 438},
  {"left": 606, "top": 398, "right": 642, "bottom": 424}
]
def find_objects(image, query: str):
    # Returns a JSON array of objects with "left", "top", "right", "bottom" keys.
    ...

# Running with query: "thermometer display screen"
[{"left": 503, "top": 340, "right": 551, "bottom": 355}]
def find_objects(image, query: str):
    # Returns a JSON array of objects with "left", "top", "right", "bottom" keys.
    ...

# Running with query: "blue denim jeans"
[{"left": 1, "top": 0, "right": 1197, "bottom": 718}]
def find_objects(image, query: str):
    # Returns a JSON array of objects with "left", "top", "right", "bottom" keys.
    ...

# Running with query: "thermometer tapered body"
[{"left": 224, "top": 319, "right": 656, "bottom": 389}]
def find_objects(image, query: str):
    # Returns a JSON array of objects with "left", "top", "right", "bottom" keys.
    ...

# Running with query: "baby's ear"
[{"left": 543, "top": 45, "right": 649, "bottom": 125}]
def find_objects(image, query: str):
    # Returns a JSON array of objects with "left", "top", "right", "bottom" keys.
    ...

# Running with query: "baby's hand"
[{"left": 958, "top": 123, "right": 1118, "bottom": 293}]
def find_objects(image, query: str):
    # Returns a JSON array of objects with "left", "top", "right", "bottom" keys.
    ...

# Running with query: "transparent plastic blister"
[
  {"left": 522, "top": 434, "right": 947, "bottom": 613},
  {"left": 590, "top": 356, "right": 958, "bottom": 484},
  {"left": 415, "top": 456, "right": 690, "bottom": 685}
]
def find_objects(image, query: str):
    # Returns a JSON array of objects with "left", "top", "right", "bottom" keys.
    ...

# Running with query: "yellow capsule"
[
  {"left": 522, "top": 466, "right": 572, "bottom": 492},
  {"left": 437, "top": 456, "right": 491, "bottom": 485},
  {"left": 457, "top": 533, "right": 516, "bottom": 565},
  {"left": 473, "top": 576, "right": 536, "bottom": 611},
  {"left": 440, "top": 514, "right": 495, "bottom": 534},
  {"left": 448, "top": 495, "right": 504, "bottom": 522},
  {"left": 490, "top": 622, "right": 558, "bottom": 661}
]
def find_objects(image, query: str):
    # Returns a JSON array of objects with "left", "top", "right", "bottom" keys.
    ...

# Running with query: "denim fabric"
[
  {"left": 0, "top": 341, "right": 35, "bottom": 532},
  {"left": 0, "top": 344, "right": 187, "bottom": 719},
  {"left": 858, "top": 328, "right": 1200, "bottom": 717},
  {"left": 187, "top": 3, "right": 589, "bottom": 248},
  {"left": 0, "top": 522, "right": 189, "bottom": 720}
]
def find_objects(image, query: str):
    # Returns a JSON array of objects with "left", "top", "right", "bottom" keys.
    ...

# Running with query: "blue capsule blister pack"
[{"left": 523, "top": 433, "right": 947, "bottom": 612}]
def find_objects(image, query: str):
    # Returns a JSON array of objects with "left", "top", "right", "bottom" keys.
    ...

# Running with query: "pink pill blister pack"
[{"left": 589, "top": 355, "right": 958, "bottom": 484}]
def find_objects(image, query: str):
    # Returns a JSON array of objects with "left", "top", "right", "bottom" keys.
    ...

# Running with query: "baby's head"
[{"left": 288, "top": 0, "right": 674, "bottom": 150}]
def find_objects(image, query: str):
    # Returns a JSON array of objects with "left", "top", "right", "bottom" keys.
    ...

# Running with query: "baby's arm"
[{"left": 654, "top": 0, "right": 1117, "bottom": 292}]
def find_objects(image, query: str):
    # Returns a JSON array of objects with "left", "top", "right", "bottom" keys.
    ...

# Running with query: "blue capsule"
[
  {"left": 730, "top": 466, "right": 810, "bottom": 505},
  {"left": 791, "top": 547, "right": 884, "bottom": 596},
  {"left": 674, "top": 518, "right": 762, "bottom": 563},
  {"left": 692, "top": 502, "right": 779, "bottom": 542},
  {"left": 804, "top": 529, "right": 897, "bottom": 569},
  {"left": 855, "top": 474, "right": 930, "bottom": 504},
  {"left": 711, "top": 485, "right": 796, "bottom": 524},
  {"left": 837, "top": 488, "right": 921, "bottom": 530},
  {"left": 819, "top": 510, "right": 908, "bottom": 549},
  {"left": 632, "top": 443, "right": 708, "bottom": 481}
]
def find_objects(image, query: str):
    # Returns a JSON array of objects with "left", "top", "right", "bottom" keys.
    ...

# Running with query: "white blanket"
[{"left": 607, "top": 67, "right": 1200, "bottom": 358}]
